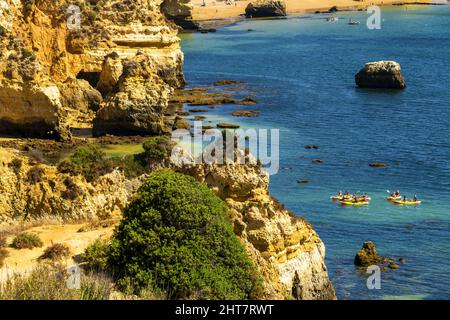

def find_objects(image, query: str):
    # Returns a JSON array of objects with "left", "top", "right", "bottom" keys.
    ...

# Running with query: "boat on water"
[
  {"left": 393, "top": 200, "right": 422, "bottom": 206},
  {"left": 340, "top": 201, "right": 369, "bottom": 207},
  {"left": 387, "top": 195, "right": 402, "bottom": 201},
  {"left": 326, "top": 16, "right": 339, "bottom": 22},
  {"left": 348, "top": 19, "right": 360, "bottom": 25}
]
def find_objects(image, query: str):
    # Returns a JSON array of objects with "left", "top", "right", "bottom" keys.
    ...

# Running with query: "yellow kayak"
[
  {"left": 340, "top": 201, "right": 369, "bottom": 206},
  {"left": 393, "top": 200, "right": 422, "bottom": 206}
]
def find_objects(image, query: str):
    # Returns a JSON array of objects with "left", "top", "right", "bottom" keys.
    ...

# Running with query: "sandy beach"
[{"left": 192, "top": 0, "right": 434, "bottom": 21}]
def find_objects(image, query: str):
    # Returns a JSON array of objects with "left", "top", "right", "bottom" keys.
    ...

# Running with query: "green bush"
[
  {"left": 111, "top": 155, "right": 145, "bottom": 179},
  {"left": 58, "top": 145, "right": 113, "bottom": 182},
  {"left": 11, "top": 232, "right": 43, "bottom": 250},
  {"left": 108, "top": 170, "right": 262, "bottom": 299},
  {"left": 80, "top": 239, "right": 110, "bottom": 271},
  {"left": 58, "top": 144, "right": 148, "bottom": 181},
  {"left": 135, "top": 136, "right": 175, "bottom": 168}
]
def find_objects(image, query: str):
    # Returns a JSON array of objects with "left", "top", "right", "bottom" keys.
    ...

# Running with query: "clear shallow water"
[{"left": 180, "top": 6, "right": 450, "bottom": 299}]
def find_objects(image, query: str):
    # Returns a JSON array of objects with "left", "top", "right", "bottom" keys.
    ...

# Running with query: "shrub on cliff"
[
  {"left": 80, "top": 239, "right": 111, "bottom": 271},
  {"left": 58, "top": 144, "right": 148, "bottom": 181},
  {"left": 108, "top": 170, "right": 262, "bottom": 299},
  {"left": 135, "top": 136, "right": 175, "bottom": 168},
  {"left": 58, "top": 145, "right": 114, "bottom": 182},
  {"left": 11, "top": 232, "right": 43, "bottom": 250}
]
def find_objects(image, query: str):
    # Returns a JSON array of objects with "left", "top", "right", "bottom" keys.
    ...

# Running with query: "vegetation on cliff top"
[
  {"left": 99, "top": 170, "right": 263, "bottom": 299},
  {"left": 57, "top": 136, "right": 174, "bottom": 182}
]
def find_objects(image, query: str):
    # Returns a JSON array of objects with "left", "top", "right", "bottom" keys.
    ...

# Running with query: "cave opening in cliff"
[{"left": 76, "top": 71, "right": 101, "bottom": 88}]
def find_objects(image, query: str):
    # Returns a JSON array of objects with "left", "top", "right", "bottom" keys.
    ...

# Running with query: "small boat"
[
  {"left": 348, "top": 19, "right": 360, "bottom": 25},
  {"left": 326, "top": 16, "right": 339, "bottom": 22},
  {"left": 393, "top": 200, "right": 422, "bottom": 206},
  {"left": 355, "top": 196, "right": 372, "bottom": 201},
  {"left": 340, "top": 201, "right": 369, "bottom": 207},
  {"left": 387, "top": 195, "right": 402, "bottom": 201}
]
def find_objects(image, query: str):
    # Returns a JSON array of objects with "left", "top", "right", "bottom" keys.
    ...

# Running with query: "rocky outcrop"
[
  {"left": 245, "top": 0, "right": 287, "bottom": 18},
  {"left": 354, "top": 241, "right": 382, "bottom": 266},
  {"left": 161, "top": 0, "right": 199, "bottom": 30},
  {"left": 0, "top": 0, "right": 185, "bottom": 139},
  {"left": 173, "top": 146, "right": 336, "bottom": 300},
  {"left": 0, "top": 148, "right": 142, "bottom": 225},
  {"left": 355, "top": 241, "right": 404, "bottom": 270},
  {"left": 93, "top": 53, "right": 173, "bottom": 136},
  {"left": 355, "top": 61, "right": 406, "bottom": 89}
]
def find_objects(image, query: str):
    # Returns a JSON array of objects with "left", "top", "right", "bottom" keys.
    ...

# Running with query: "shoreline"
[{"left": 191, "top": 0, "right": 439, "bottom": 28}]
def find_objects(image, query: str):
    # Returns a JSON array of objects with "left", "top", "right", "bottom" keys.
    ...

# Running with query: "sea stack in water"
[
  {"left": 354, "top": 241, "right": 382, "bottom": 266},
  {"left": 245, "top": 0, "right": 287, "bottom": 18},
  {"left": 355, "top": 61, "right": 406, "bottom": 89}
]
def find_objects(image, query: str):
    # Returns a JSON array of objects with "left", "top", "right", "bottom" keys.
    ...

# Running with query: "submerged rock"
[
  {"left": 217, "top": 123, "right": 240, "bottom": 129},
  {"left": 232, "top": 110, "right": 259, "bottom": 117},
  {"left": 355, "top": 61, "right": 406, "bottom": 89},
  {"left": 245, "top": 0, "right": 287, "bottom": 18},
  {"left": 214, "top": 80, "right": 245, "bottom": 86},
  {"left": 369, "top": 162, "right": 387, "bottom": 167}
]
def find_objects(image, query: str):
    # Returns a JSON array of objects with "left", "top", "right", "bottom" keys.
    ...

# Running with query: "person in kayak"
[
  {"left": 413, "top": 195, "right": 419, "bottom": 202},
  {"left": 403, "top": 196, "right": 407, "bottom": 202}
]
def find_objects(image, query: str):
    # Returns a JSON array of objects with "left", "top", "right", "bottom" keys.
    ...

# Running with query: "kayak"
[
  {"left": 393, "top": 200, "right": 422, "bottom": 206},
  {"left": 355, "top": 197, "right": 371, "bottom": 201},
  {"left": 330, "top": 195, "right": 352, "bottom": 201},
  {"left": 340, "top": 201, "right": 369, "bottom": 206},
  {"left": 387, "top": 195, "right": 402, "bottom": 201},
  {"left": 331, "top": 195, "right": 370, "bottom": 201}
]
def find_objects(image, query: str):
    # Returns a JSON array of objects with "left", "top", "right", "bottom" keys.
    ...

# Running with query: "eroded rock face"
[
  {"left": 0, "top": 148, "right": 144, "bottom": 225},
  {"left": 93, "top": 53, "right": 173, "bottom": 136},
  {"left": 355, "top": 61, "right": 406, "bottom": 89},
  {"left": 245, "top": 0, "right": 287, "bottom": 18},
  {"left": 0, "top": 0, "right": 185, "bottom": 139},
  {"left": 161, "top": 0, "right": 199, "bottom": 30},
  {"left": 173, "top": 146, "right": 336, "bottom": 300}
]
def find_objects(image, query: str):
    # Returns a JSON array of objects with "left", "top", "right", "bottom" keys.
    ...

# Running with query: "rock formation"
[
  {"left": 355, "top": 61, "right": 406, "bottom": 89},
  {"left": 0, "top": 148, "right": 143, "bottom": 225},
  {"left": 354, "top": 241, "right": 382, "bottom": 266},
  {"left": 161, "top": 0, "right": 199, "bottom": 30},
  {"left": 245, "top": 0, "right": 287, "bottom": 18},
  {"left": 0, "top": 0, "right": 185, "bottom": 139},
  {"left": 93, "top": 53, "right": 173, "bottom": 136}
]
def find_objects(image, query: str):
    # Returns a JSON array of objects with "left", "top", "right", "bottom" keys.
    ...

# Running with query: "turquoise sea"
[{"left": 180, "top": 5, "right": 450, "bottom": 299}]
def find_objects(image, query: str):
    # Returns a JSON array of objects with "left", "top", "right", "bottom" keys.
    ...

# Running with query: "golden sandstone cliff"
[
  {"left": 0, "top": 0, "right": 184, "bottom": 140},
  {"left": 0, "top": 0, "right": 336, "bottom": 300}
]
